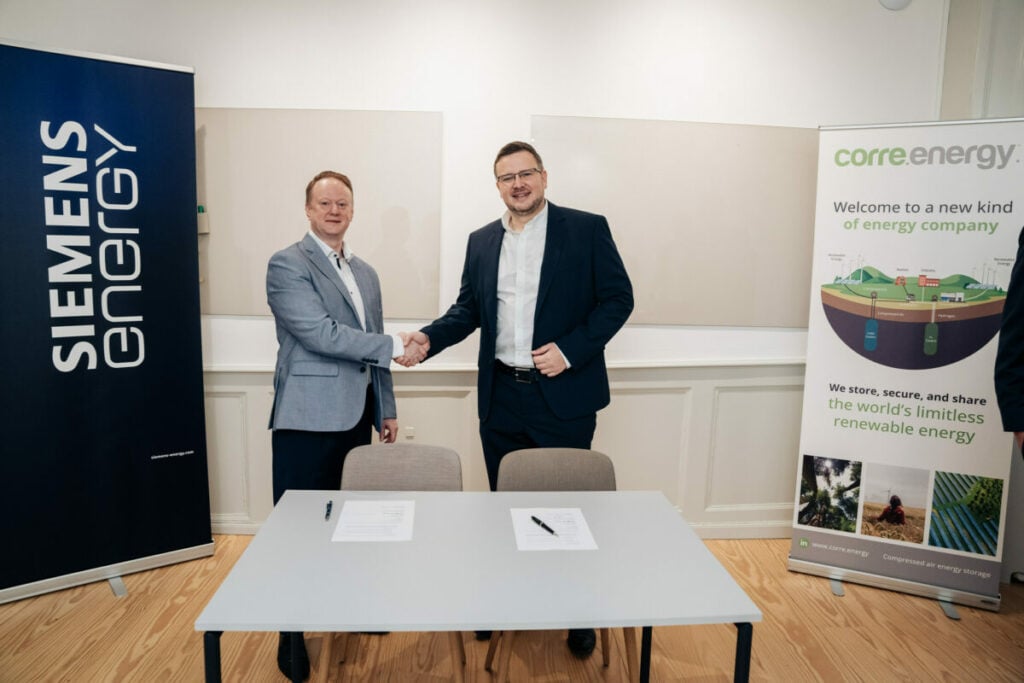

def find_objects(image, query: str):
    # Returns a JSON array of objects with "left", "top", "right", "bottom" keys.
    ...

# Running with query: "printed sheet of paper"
[
  {"left": 510, "top": 507, "right": 598, "bottom": 551},
  {"left": 332, "top": 500, "right": 415, "bottom": 542}
]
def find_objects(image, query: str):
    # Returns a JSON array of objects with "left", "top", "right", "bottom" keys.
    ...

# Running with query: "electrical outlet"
[{"left": 404, "top": 426, "right": 415, "bottom": 440}]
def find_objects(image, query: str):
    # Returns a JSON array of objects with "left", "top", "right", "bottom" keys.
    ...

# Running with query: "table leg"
[
  {"left": 290, "top": 632, "right": 304, "bottom": 683},
  {"left": 734, "top": 622, "right": 753, "bottom": 683},
  {"left": 639, "top": 626, "right": 652, "bottom": 682},
  {"left": 203, "top": 631, "right": 222, "bottom": 683}
]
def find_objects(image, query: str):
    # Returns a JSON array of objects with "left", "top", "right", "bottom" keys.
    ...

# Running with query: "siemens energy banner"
[
  {"left": 0, "top": 43, "right": 212, "bottom": 601},
  {"left": 789, "top": 119, "right": 1024, "bottom": 609}
]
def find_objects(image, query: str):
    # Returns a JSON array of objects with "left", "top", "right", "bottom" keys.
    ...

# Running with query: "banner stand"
[
  {"left": 788, "top": 557, "right": 999, "bottom": 612},
  {"left": 0, "top": 543, "right": 214, "bottom": 604},
  {"left": 789, "top": 118, "right": 1023, "bottom": 611},
  {"left": 1, "top": 42, "right": 213, "bottom": 603}
]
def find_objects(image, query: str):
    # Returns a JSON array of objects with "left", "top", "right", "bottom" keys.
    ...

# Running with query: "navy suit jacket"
[
  {"left": 422, "top": 202, "right": 633, "bottom": 421},
  {"left": 995, "top": 225, "right": 1024, "bottom": 432}
]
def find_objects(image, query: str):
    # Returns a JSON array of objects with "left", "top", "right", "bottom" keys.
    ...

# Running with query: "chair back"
[
  {"left": 341, "top": 443, "right": 463, "bottom": 491},
  {"left": 496, "top": 448, "right": 616, "bottom": 492}
]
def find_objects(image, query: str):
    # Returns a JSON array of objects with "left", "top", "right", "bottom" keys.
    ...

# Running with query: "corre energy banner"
[
  {"left": 789, "top": 119, "right": 1024, "bottom": 609},
  {"left": 0, "top": 43, "right": 211, "bottom": 599}
]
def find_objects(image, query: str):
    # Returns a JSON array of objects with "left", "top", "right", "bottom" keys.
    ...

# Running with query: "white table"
[{"left": 196, "top": 490, "right": 761, "bottom": 682}]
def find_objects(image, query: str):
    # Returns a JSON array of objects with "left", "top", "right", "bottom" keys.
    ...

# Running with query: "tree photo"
[{"left": 798, "top": 455, "right": 862, "bottom": 533}]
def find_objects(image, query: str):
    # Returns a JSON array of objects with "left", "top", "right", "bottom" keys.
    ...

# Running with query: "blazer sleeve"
[
  {"left": 267, "top": 247, "right": 394, "bottom": 366},
  {"left": 421, "top": 232, "right": 487, "bottom": 355},
  {"left": 995, "top": 227, "right": 1024, "bottom": 432}
]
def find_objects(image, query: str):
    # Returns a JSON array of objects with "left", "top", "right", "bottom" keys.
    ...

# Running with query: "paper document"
[
  {"left": 511, "top": 507, "right": 598, "bottom": 550},
  {"left": 332, "top": 500, "right": 415, "bottom": 542}
]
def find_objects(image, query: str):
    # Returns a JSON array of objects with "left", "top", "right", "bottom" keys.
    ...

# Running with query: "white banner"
[{"left": 789, "top": 119, "right": 1024, "bottom": 607}]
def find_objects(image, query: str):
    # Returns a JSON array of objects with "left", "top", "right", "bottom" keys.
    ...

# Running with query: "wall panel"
[
  {"left": 195, "top": 108, "right": 443, "bottom": 318},
  {"left": 203, "top": 364, "right": 805, "bottom": 537},
  {"left": 706, "top": 384, "right": 804, "bottom": 532},
  {"left": 533, "top": 115, "right": 819, "bottom": 326}
]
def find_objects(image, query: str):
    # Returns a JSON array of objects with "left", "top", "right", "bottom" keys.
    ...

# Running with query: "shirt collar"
[
  {"left": 501, "top": 200, "right": 548, "bottom": 234},
  {"left": 308, "top": 230, "right": 353, "bottom": 263}
]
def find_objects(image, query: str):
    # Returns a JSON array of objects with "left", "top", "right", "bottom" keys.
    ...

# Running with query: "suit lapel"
[
  {"left": 480, "top": 222, "right": 504, "bottom": 332},
  {"left": 536, "top": 202, "right": 565, "bottom": 313},
  {"left": 300, "top": 233, "right": 361, "bottom": 324}
]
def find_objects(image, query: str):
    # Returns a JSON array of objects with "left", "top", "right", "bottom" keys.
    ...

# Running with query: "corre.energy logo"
[{"left": 834, "top": 143, "right": 1017, "bottom": 170}]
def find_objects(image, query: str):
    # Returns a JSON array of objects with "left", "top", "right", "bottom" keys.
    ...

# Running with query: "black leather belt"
[{"left": 495, "top": 361, "right": 540, "bottom": 383}]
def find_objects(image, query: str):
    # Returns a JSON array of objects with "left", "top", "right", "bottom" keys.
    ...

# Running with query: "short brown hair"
[
  {"left": 493, "top": 141, "right": 543, "bottom": 176},
  {"left": 305, "top": 170, "right": 353, "bottom": 205}
]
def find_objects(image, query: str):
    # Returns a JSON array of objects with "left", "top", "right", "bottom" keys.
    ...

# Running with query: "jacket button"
[{"left": 359, "top": 366, "right": 366, "bottom": 373}]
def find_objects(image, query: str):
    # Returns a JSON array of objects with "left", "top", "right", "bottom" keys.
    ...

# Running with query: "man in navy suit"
[
  {"left": 411, "top": 141, "right": 633, "bottom": 657},
  {"left": 996, "top": 225, "right": 1024, "bottom": 455},
  {"left": 266, "top": 170, "right": 425, "bottom": 680}
]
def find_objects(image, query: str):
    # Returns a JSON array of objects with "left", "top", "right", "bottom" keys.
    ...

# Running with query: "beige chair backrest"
[
  {"left": 487, "top": 448, "right": 630, "bottom": 681},
  {"left": 496, "top": 448, "right": 615, "bottom": 492},
  {"left": 340, "top": 443, "right": 463, "bottom": 491}
]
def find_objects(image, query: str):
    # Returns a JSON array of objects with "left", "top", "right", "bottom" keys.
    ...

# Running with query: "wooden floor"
[{"left": 2, "top": 535, "right": 1022, "bottom": 682}]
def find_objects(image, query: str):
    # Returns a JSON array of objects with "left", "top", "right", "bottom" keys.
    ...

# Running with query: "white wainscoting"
[{"left": 203, "top": 363, "right": 805, "bottom": 538}]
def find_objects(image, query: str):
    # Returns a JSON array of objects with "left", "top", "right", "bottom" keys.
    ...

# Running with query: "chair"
[
  {"left": 340, "top": 442, "right": 463, "bottom": 491},
  {"left": 484, "top": 448, "right": 639, "bottom": 682},
  {"left": 318, "top": 443, "right": 467, "bottom": 683}
]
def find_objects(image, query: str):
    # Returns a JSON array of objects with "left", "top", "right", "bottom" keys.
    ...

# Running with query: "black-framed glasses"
[{"left": 496, "top": 168, "right": 542, "bottom": 185}]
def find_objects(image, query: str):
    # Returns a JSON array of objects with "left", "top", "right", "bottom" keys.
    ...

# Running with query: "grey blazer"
[{"left": 266, "top": 233, "right": 396, "bottom": 433}]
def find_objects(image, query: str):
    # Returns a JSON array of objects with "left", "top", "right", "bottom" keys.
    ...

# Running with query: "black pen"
[
  {"left": 531, "top": 515, "right": 557, "bottom": 536},
  {"left": 325, "top": 500, "right": 333, "bottom": 521}
]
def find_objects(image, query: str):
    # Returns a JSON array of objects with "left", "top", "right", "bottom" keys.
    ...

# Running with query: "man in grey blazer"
[{"left": 266, "top": 170, "right": 424, "bottom": 680}]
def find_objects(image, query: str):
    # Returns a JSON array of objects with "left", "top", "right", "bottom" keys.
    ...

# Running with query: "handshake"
[{"left": 394, "top": 331, "right": 430, "bottom": 368}]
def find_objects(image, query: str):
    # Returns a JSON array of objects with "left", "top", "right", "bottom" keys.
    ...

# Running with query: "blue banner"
[{"left": 0, "top": 43, "right": 211, "bottom": 594}]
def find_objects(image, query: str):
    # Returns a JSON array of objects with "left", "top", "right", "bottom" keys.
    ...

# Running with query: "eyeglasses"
[{"left": 496, "top": 168, "right": 542, "bottom": 185}]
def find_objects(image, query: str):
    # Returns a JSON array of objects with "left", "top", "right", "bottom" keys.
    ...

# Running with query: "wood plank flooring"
[{"left": 2, "top": 536, "right": 1022, "bottom": 681}]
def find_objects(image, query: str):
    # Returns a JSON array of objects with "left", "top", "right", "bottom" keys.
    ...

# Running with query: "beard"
[{"left": 507, "top": 193, "right": 545, "bottom": 218}]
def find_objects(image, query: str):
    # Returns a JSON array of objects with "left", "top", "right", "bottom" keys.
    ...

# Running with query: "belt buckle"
[{"left": 513, "top": 367, "right": 533, "bottom": 383}]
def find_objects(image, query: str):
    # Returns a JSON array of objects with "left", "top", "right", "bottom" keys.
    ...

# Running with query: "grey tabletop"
[{"left": 195, "top": 490, "right": 761, "bottom": 633}]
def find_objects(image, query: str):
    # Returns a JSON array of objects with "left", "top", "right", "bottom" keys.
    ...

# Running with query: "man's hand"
[
  {"left": 532, "top": 342, "right": 567, "bottom": 377},
  {"left": 395, "top": 331, "right": 430, "bottom": 367},
  {"left": 379, "top": 418, "right": 398, "bottom": 443}
]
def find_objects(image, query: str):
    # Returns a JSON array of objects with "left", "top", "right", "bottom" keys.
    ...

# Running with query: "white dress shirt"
[{"left": 495, "top": 203, "right": 549, "bottom": 368}]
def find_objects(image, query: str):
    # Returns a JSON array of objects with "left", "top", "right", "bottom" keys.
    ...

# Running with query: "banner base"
[
  {"left": 0, "top": 541, "right": 215, "bottom": 605},
  {"left": 788, "top": 555, "right": 1001, "bottom": 612}
]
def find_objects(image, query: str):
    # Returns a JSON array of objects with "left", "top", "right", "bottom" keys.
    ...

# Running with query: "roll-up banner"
[
  {"left": 0, "top": 42, "right": 212, "bottom": 602},
  {"left": 790, "top": 118, "right": 1024, "bottom": 610}
]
